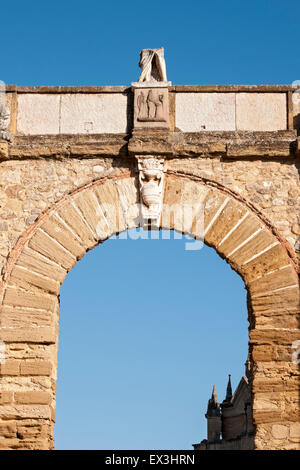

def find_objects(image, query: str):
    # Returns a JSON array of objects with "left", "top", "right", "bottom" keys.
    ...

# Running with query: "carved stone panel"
[{"left": 133, "top": 86, "right": 170, "bottom": 129}]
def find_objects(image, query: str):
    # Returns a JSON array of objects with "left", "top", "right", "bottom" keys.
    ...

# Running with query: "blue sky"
[
  {"left": 55, "top": 232, "right": 248, "bottom": 449},
  {"left": 2, "top": 0, "right": 299, "bottom": 450},
  {"left": 2, "top": 0, "right": 300, "bottom": 86}
]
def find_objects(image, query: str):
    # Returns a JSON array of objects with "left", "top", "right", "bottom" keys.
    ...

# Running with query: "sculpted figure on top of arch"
[{"left": 138, "top": 47, "right": 168, "bottom": 83}]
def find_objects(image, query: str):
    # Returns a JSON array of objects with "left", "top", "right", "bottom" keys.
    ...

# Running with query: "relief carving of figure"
[
  {"left": 137, "top": 91, "right": 147, "bottom": 120},
  {"left": 137, "top": 90, "right": 166, "bottom": 122},
  {"left": 138, "top": 47, "right": 168, "bottom": 83}
]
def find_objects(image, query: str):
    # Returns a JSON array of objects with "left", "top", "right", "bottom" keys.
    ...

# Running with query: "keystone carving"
[{"left": 136, "top": 156, "right": 165, "bottom": 227}]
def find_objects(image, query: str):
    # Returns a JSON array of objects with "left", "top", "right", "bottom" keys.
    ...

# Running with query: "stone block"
[
  {"left": 175, "top": 93, "right": 236, "bottom": 131},
  {"left": 251, "top": 286, "right": 300, "bottom": 315},
  {"left": 0, "top": 421, "right": 17, "bottom": 438},
  {"left": 205, "top": 199, "right": 247, "bottom": 248},
  {"left": 9, "top": 265, "right": 60, "bottom": 295},
  {"left": 272, "top": 424, "right": 289, "bottom": 439},
  {"left": 0, "top": 327, "right": 56, "bottom": 344},
  {"left": 0, "top": 391, "right": 13, "bottom": 404},
  {"left": 3, "top": 287, "right": 56, "bottom": 312},
  {"left": 255, "top": 313, "right": 299, "bottom": 330},
  {"left": 17, "top": 94, "right": 60, "bottom": 135},
  {"left": 0, "top": 437, "right": 21, "bottom": 450},
  {"left": 42, "top": 214, "right": 86, "bottom": 259},
  {"left": 241, "top": 243, "right": 291, "bottom": 283},
  {"left": 0, "top": 404, "right": 51, "bottom": 420},
  {"left": 28, "top": 229, "right": 76, "bottom": 271},
  {"left": 249, "top": 265, "right": 298, "bottom": 295},
  {"left": 229, "top": 228, "right": 275, "bottom": 265},
  {"left": 115, "top": 177, "right": 140, "bottom": 230},
  {"left": 0, "top": 360, "right": 20, "bottom": 376},
  {"left": 93, "top": 182, "right": 126, "bottom": 235},
  {"left": 73, "top": 190, "right": 111, "bottom": 240},
  {"left": 20, "top": 360, "right": 52, "bottom": 376},
  {"left": 162, "top": 177, "right": 209, "bottom": 235},
  {"left": 203, "top": 191, "right": 229, "bottom": 234},
  {"left": 14, "top": 391, "right": 51, "bottom": 405},
  {"left": 218, "top": 213, "right": 262, "bottom": 258},
  {"left": 252, "top": 377, "right": 299, "bottom": 393},
  {"left": 16, "top": 247, "right": 67, "bottom": 284},
  {"left": 162, "top": 176, "right": 184, "bottom": 231},
  {"left": 290, "top": 423, "right": 300, "bottom": 438},
  {"left": 16, "top": 419, "right": 51, "bottom": 439},
  {"left": 181, "top": 180, "right": 209, "bottom": 236},
  {"left": 60, "top": 93, "right": 128, "bottom": 134},
  {"left": 236, "top": 93, "right": 287, "bottom": 131},
  {"left": 58, "top": 202, "right": 96, "bottom": 250},
  {"left": 227, "top": 141, "right": 290, "bottom": 158},
  {"left": 252, "top": 345, "right": 274, "bottom": 362},
  {"left": 250, "top": 329, "right": 300, "bottom": 346}
]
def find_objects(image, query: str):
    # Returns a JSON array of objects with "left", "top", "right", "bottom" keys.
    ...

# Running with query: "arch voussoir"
[
  {"left": 217, "top": 213, "right": 264, "bottom": 260},
  {"left": 28, "top": 229, "right": 77, "bottom": 272},
  {"left": 240, "top": 243, "right": 295, "bottom": 284},
  {"left": 41, "top": 214, "right": 86, "bottom": 259},
  {"left": 204, "top": 198, "right": 248, "bottom": 247},
  {"left": 14, "top": 247, "right": 67, "bottom": 285},
  {"left": 248, "top": 265, "right": 298, "bottom": 296},
  {"left": 9, "top": 265, "right": 60, "bottom": 296}
]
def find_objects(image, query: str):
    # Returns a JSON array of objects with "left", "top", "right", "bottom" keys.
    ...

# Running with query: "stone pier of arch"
[{"left": 0, "top": 84, "right": 299, "bottom": 450}]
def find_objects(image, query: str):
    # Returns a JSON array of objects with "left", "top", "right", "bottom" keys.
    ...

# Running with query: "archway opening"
[{"left": 54, "top": 229, "right": 249, "bottom": 449}]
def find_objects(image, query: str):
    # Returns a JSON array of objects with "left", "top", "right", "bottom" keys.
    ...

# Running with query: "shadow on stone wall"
[{"left": 293, "top": 113, "right": 300, "bottom": 135}]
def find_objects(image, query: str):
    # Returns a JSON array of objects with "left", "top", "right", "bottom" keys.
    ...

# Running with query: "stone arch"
[{"left": 0, "top": 171, "right": 299, "bottom": 450}]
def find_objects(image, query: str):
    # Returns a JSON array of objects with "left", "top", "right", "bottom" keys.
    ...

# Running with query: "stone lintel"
[
  {"left": 129, "top": 130, "right": 298, "bottom": 159},
  {"left": 4, "top": 134, "right": 129, "bottom": 159},
  {"left": 1, "top": 130, "right": 298, "bottom": 161}
]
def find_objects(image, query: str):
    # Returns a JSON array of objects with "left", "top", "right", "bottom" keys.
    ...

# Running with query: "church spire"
[
  {"left": 206, "top": 385, "right": 220, "bottom": 417},
  {"left": 225, "top": 374, "right": 232, "bottom": 402},
  {"left": 212, "top": 384, "right": 218, "bottom": 403}
]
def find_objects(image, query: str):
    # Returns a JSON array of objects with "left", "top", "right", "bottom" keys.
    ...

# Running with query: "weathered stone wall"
[
  {"left": 0, "top": 154, "right": 299, "bottom": 276},
  {"left": 0, "top": 157, "right": 130, "bottom": 276},
  {"left": 0, "top": 85, "right": 299, "bottom": 450}
]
